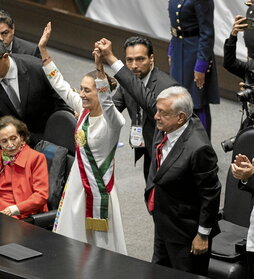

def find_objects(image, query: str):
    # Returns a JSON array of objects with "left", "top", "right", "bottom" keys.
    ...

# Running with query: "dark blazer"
[
  {"left": 113, "top": 66, "right": 178, "bottom": 158},
  {"left": 224, "top": 34, "right": 254, "bottom": 80},
  {"left": 239, "top": 176, "right": 254, "bottom": 207},
  {"left": 12, "top": 36, "right": 41, "bottom": 58},
  {"left": 0, "top": 54, "right": 71, "bottom": 143},
  {"left": 115, "top": 65, "right": 221, "bottom": 244},
  {"left": 149, "top": 118, "right": 221, "bottom": 244}
]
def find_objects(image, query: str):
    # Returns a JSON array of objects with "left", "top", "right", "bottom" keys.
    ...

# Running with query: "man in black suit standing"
[
  {"left": 97, "top": 38, "right": 221, "bottom": 276},
  {"left": 112, "top": 36, "right": 178, "bottom": 181},
  {"left": 0, "top": 10, "right": 40, "bottom": 58},
  {"left": 0, "top": 40, "right": 70, "bottom": 146}
]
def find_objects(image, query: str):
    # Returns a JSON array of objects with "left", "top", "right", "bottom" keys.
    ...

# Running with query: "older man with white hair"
[{"left": 97, "top": 37, "right": 221, "bottom": 277}]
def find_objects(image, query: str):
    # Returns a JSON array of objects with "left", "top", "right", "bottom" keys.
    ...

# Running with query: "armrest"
[{"left": 23, "top": 210, "right": 57, "bottom": 228}]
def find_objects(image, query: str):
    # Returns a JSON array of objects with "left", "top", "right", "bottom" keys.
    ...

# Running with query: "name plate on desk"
[{"left": 0, "top": 243, "right": 42, "bottom": 261}]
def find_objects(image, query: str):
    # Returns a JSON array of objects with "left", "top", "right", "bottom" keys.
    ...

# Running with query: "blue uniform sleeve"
[{"left": 193, "top": 0, "right": 215, "bottom": 73}]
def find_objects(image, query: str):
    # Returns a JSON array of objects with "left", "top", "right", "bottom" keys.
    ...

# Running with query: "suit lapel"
[
  {"left": 0, "top": 83, "right": 20, "bottom": 117},
  {"left": 146, "top": 67, "right": 157, "bottom": 93},
  {"left": 143, "top": 68, "right": 157, "bottom": 123},
  {"left": 14, "top": 57, "right": 30, "bottom": 116},
  {"left": 154, "top": 120, "right": 193, "bottom": 181}
]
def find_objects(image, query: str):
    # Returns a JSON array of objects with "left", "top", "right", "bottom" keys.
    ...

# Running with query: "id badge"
[{"left": 130, "top": 125, "right": 145, "bottom": 148}]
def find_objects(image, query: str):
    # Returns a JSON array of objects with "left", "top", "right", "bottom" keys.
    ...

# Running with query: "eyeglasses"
[{"left": 156, "top": 109, "right": 179, "bottom": 118}]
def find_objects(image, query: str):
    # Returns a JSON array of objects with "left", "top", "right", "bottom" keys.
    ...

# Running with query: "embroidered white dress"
[{"left": 43, "top": 62, "right": 127, "bottom": 254}]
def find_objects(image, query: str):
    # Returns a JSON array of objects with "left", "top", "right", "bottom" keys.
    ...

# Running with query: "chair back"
[
  {"left": 43, "top": 110, "right": 76, "bottom": 156},
  {"left": 38, "top": 110, "right": 77, "bottom": 209},
  {"left": 223, "top": 126, "right": 254, "bottom": 227}
]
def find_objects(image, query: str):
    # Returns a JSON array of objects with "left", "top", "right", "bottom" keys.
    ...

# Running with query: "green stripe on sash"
[{"left": 82, "top": 117, "right": 117, "bottom": 219}]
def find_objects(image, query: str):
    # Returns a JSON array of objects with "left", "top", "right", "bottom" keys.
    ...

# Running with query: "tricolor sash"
[{"left": 75, "top": 110, "right": 117, "bottom": 231}]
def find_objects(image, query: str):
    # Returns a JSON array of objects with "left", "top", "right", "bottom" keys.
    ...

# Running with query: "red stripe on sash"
[
  {"left": 75, "top": 110, "right": 93, "bottom": 218},
  {"left": 106, "top": 165, "right": 114, "bottom": 193}
]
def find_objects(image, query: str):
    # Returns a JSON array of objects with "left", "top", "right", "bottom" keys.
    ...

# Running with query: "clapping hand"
[{"left": 231, "top": 154, "right": 254, "bottom": 181}]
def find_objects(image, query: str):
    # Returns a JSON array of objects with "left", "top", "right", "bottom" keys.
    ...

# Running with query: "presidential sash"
[{"left": 75, "top": 109, "right": 117, "bottom": 231}]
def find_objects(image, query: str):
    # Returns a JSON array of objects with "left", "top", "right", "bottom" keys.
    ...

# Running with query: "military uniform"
[{"left": 168, "top": 0, "right": 220, "bottom": 138}]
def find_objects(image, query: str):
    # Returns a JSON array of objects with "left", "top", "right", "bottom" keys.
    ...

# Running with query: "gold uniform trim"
[{"left": 86, "top": 218, "right": 108, "bottom": 232}]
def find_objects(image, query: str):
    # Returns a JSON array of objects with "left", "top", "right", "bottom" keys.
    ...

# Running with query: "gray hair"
[
  {"left": 0, "top": 40, "right": 8, "bottom": 58},
  {"left": 156, "top": 86, "right": 193, "bottom": 120}
]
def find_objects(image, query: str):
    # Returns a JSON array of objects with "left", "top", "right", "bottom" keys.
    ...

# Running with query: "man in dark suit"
[
  {"left": 0, "top": 9, "right": 40, "bottom": 58},
  {"left": 112, "top": 36, "right": 178, "bottom": 181},
  {"left": 0, "top": 40, "right": 70, "bottom": 146},
  {"left": 97, "top": 38, "right": 221, "bottom": 276},
  {"left": 232, "top": 153, "right": 254, "bottom": 279}
]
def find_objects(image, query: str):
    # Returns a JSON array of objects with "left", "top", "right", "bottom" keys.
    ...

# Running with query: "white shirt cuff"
[
  {"left": 198, "top": 225, "right": 211, "bottom": 236},
  {"left": 9, "top": 205, "right": 20, "bottom": 216},
  {"left": 111, "top": 60, "right": 124, "bottom": 74},
  {"left": 42, "top": 60, "right": 55, "bottom": 73}
]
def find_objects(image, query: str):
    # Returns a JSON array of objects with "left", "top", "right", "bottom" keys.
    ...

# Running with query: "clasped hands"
[
  {"left": 231, "top": 154, "right": 254, "bottom": 182},
  {"left": 0, "top": 206, "right": 12, "bottom": 217}
]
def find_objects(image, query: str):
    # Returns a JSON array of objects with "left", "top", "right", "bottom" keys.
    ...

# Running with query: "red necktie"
[{"left": 148, "top": 133, "right": 168, "bottom": 212}]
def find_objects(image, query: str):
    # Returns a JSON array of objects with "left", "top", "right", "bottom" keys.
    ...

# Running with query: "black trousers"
[
  {"left": 152, "top": 228, "right": 212, "bottom": 277},
  {"left": 247, "top": 252, "right": 254, "bottom": 279},
  {"left": 135, "top": 147, "right": 151, "bottom": 182}
]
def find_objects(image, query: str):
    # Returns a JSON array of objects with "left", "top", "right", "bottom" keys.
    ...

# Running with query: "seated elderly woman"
[{"left": 0, "top": 115, "right": 49, "bottom": 219}]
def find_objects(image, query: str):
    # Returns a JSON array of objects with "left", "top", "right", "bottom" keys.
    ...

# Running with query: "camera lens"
[
  {"left": 221, "top": 136, "right": 236, "bottom": 153},
  {"left": 236, "top": 88, "right": 252, "bottom": 102}
]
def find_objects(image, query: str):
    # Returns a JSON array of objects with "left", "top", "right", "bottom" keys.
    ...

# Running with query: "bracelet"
[
  {"left": 96, "top": 68, "right": 103, "bottom": 71},
  {"left": 42, "top": 56, "right": 51, "bottom": 64}
]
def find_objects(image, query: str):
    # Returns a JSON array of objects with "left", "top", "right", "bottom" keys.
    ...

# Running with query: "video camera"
[
  {"left": 236, "top": 70, "right": 254, "bottom": 103},
  {"left": 221, "top": 70, "right": 254, "bottom": 152}
]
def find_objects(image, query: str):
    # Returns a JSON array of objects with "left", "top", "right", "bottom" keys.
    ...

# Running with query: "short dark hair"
[
  {"left": 124, "top": 36, "right": 154, "bottom": 56},
  {"left": 0, "top": 116, "right": 30, "bottom": 143},
  {"left": 0, "top": 40, "right": 8, "bottom": 58},
  {"left": 85, "top": 70, "right": 117, "bottom": 91},
  {"left": 0, "top": 10, "right": 14, "bottom": 29}
]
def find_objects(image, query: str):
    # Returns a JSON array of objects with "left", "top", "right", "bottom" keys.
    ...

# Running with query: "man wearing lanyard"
[
  {"left": 97, "top": 38, "right": 221, "bottom": 276},
  {"left": 112, "top": 36, "right": 178, "bottom": 181}
]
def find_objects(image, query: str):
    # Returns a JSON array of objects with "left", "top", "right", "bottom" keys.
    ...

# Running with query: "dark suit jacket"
[
  {"left": 239, "top": 176, "right": 254, "bottom": 207},
  {"left": 149, "top": 118, "right": 221, "bottom": 244},
  {"left": 113, "top": 66, "right": 178, "bottom": 159},
  {"left": 12, "top": 36, "right": 41, "bottom": 58},
  {"left": 114, "top": 65, "right": 221, "bottom": 244},
  {"left": 224, "top": 34, "right": 254, "bottom": 80},
  {"left": 0, "top": 54, "right": 70, "bottom": 143}
]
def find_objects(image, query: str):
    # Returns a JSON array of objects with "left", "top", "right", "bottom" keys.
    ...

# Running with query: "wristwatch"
[{"left": 197, "top": 232, "right": 208, "bottom": 240}]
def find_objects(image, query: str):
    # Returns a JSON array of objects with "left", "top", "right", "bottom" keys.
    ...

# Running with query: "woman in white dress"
[{"left": 38, "top": 22, "right": 127, "bottom": 255}]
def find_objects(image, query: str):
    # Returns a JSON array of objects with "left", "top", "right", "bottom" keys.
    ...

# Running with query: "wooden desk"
[{"left": 0, "top": 214, "right": 209, "bottom": 279}]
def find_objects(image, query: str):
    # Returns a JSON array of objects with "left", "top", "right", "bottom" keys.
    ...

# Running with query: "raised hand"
[
  {"left": 95, "top": 38, "right": 118, "bottom": 65},
  {"left": 38, "top": 22, "right": 52, "bottom": 49},
  {"left": 93, "top": 43, "right": 105, "bottom": 79},
  {"left": 231, "top": 15, "right": 248, "bottom": 36}
]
